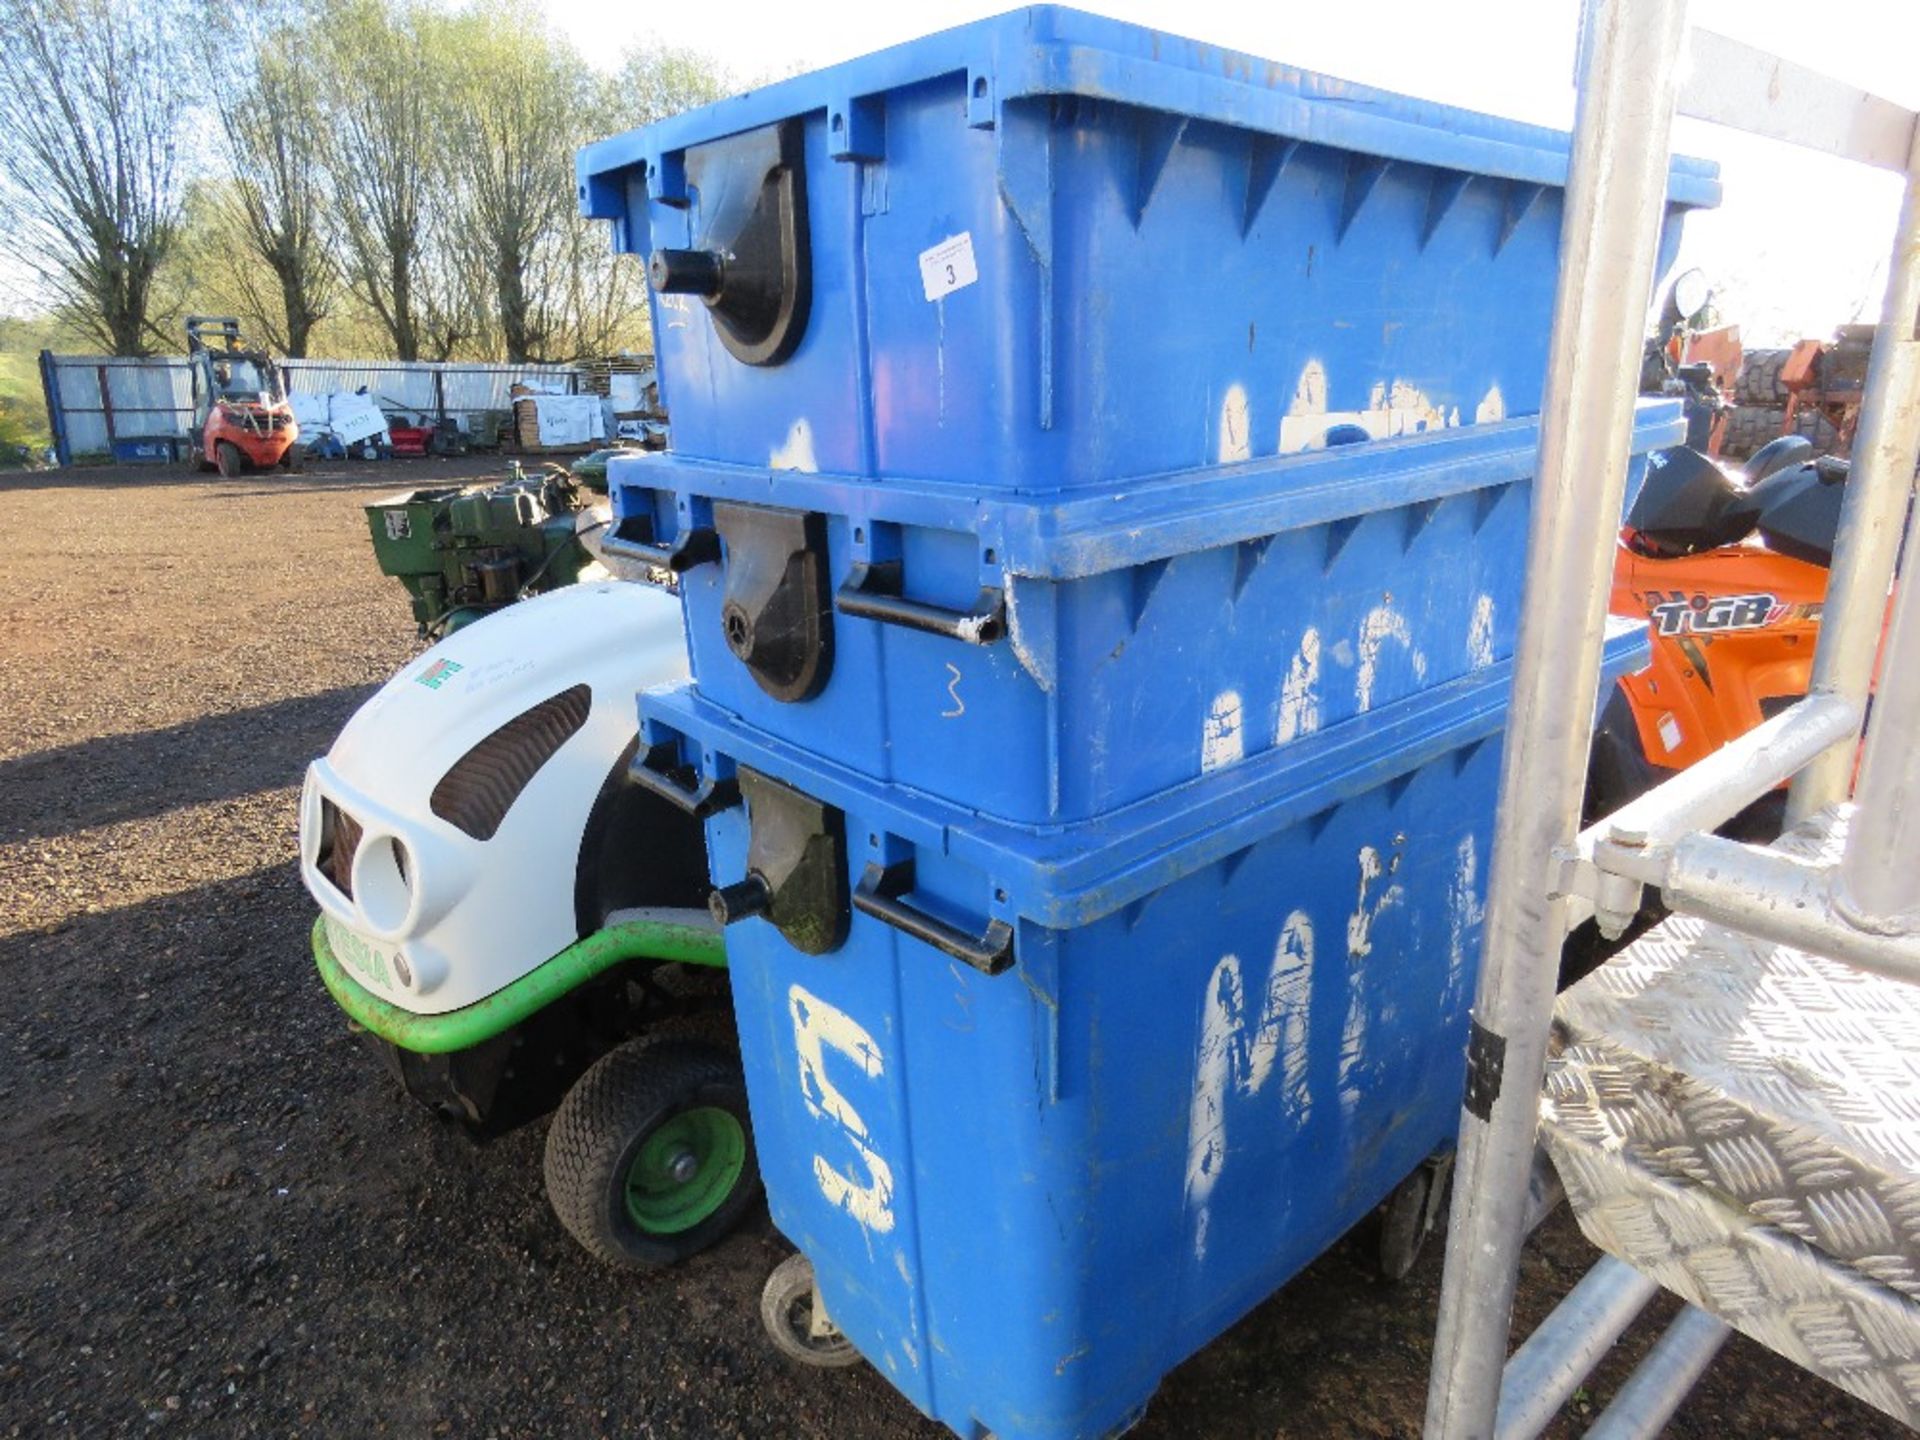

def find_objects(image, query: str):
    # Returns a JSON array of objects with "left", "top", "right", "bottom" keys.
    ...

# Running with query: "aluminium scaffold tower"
[{"left": 1423, "top": 2, "right": 1920, "bottom": 1436}]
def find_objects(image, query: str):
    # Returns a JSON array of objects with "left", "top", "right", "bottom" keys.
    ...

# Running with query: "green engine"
[{"left": 366, "top": 464, "right": 599, "bottom": 636}]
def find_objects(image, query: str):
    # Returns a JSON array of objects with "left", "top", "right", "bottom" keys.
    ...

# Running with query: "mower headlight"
[{"left": 351, "top": 832, "right": 417, "bottom": 936}]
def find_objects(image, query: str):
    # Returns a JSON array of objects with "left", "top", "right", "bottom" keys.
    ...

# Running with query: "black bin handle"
[
  {"left": 853, "top": 860, "right": 1014, "bottom": 975},
  {"left": 602, "top": 515, "right": 721, "bottom": 572},
  {"left": 629, "top": 741, "right": 740, "bottom": 818},
  {"left": 836, "top": 561, "right": 1004, "bottom": 644}
]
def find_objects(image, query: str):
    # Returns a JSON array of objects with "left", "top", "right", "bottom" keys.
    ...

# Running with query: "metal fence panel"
[
  {"left": 281, "top": 361, "right": 440, "bottom": 414},
  {"left": 105, "top": 361, "right": 194, "bottom": 434},
  {"left": 40, "top": 353, "right": 588, "bottom": 463}
]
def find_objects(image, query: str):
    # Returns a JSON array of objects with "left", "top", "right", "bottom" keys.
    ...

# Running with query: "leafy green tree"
[
  {"left": 613, "top": 44, "right": 738, "bottom": 127},
  {"left": 440, "top": 5, "right": 582, "bottom": 362},
  {"left": 198, "top": 0, "right": 338, "bottom": 356},
  {"left": 316, "top": 0, "right": 458, "bottom": 360},
  {"left": 1, "top": 0, "right": 738, "bottom": 366}
]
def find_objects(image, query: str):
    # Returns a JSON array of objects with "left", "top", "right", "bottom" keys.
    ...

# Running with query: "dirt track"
[{"left": 0, "top": 457, "right": 1899, "bottom": 1438}]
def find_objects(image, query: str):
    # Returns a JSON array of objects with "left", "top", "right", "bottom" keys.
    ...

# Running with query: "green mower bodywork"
[
  {"left": 312, "top": 912, "right": 725, "bottom": 1056},
  {"left": 311, "top": 910, "right": 753, "bottom": 1258},
  {"left": 366, "top": 465, "right": 599, "bottom": 637}
]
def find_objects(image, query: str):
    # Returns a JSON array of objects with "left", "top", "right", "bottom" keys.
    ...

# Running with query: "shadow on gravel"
[
  {"left": 0, "top": 456, "right": 504, "bottom": 495},
  {"left": 0, "top": 684, "right": 377, "bottom": 844}
]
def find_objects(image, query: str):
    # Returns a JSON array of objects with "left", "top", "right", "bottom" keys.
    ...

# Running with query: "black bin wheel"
[
  {"left": 1376, "top": 1155, "right": 1453, "bottom": 1281},
  {"left": 543, "top": 1036, "right": 758, "bottom": 1269},
  {"left": 760, "top": 1252, "right": 861, "bottom": 1369}
]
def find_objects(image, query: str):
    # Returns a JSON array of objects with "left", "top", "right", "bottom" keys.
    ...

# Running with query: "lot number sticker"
[{"left": 918, "top": 233, "right": 978, "bottom": 302}]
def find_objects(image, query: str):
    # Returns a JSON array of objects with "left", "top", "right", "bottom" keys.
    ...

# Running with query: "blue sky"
[{"left": 552, "top": 0, "right": 1919, "bottom": 344}]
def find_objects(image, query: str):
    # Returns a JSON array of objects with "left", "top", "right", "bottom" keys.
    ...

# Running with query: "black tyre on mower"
[{"left": 543, "top": 1036, "right": 758, "bottom": 1269}]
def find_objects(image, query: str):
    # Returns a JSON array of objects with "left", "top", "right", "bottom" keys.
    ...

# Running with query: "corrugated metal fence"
[{"left": 38, "top": 353, "right": 586, "bottom": 465}]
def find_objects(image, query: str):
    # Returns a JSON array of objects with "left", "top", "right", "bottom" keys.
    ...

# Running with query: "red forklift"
[{"left": 186, "top": 316, "right": 301, "bottom": 475}]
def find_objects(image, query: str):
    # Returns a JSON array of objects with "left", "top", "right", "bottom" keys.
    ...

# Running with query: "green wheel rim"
[{"left": 623, "top": 1106, "right": 747, "bottom": 1235}]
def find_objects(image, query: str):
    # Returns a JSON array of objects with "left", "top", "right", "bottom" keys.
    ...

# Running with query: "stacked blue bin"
[{"left": 580, "top": 9, "right": 1709, "bottom": 1438}]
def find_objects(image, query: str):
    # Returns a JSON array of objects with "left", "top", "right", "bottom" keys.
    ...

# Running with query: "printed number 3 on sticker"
[{"left": 919, "top": 233, "right": 977, "bottom": 302}]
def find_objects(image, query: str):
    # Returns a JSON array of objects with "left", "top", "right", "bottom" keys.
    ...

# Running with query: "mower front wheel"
[
  {"left": 543, "top": 1036, "right": 758, "bottom": 1269},
  {"left": 215, "top": 440, "right": 244, "bottom": 478}
]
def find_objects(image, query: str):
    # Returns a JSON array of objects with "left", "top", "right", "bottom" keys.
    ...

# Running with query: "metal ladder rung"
[
  {"left": 1583, "top": 1308, "right": 1733, "bottom": 1440},
  {"left": 1679, "top": 29, "right": 1918, "bottom": 172},
  {"left": 1493, "top": 1257, "right": 1659, "bottom": 1440}
]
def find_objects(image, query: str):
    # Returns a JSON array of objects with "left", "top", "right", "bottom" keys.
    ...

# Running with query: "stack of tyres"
[{"left": 577, "top": 8, "right": 1709, "bottom": 1438}]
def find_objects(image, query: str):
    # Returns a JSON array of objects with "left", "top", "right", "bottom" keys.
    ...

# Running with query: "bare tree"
[
  {"left": 199, "top": 0, "right": 336, "bottom": 356},
  {"left": 317, "top": 0, "right": 451, "bottom": 361},
  {"left": 550, "top": 209, "right": 652, "bottom": 360},
  {"left": 614, "top": 44, "right": 738, "bottom": 127},
  {"left": 441, "top": 7, "right": 579, "bottom": 363},
  {"left": 0, "top": 0, "right": 187, "bottom": 355}
]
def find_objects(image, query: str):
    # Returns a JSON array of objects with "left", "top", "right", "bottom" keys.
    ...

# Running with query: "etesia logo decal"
[
  {"left": 1644, "top": 590, "right": 1819, "bottom": 637},
  {"left": 414, "top": 658, "right": 463, "bottom": 690},
  {"left": 326, "top": 917, "right": 392, "bottom": 987}
]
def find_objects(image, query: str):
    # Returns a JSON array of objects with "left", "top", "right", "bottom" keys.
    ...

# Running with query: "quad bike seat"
[
  {"left": 1755, "top": 455, "right": 1850, "bottom": 568},
  {"left": 1626, "top": 436, "right": 1844, "bottom": 564}
]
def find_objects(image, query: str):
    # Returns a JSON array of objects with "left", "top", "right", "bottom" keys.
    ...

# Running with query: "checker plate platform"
[{"left": 1542, "top": 804, "right": 1920, "bottom": 1426}]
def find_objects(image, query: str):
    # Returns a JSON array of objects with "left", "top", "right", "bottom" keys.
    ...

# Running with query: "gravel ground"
[{"left": 0, "top": 458, "right": 1901, "bottom": 1439}]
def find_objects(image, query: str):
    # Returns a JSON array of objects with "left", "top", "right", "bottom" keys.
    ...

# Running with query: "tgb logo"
[{"left": 1645, "top": 590, "right": 1783, "bottom": 638}]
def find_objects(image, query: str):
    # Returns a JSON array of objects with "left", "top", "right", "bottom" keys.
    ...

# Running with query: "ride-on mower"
[
  {"left": 185, "top": 316, "right": 301, "bottom": 475},
  {"left": 299, "top": 579, "right": 763, "bottom": 1269},
  {"left": 364, "top": 463, "right": 607, "bottom": 638}
]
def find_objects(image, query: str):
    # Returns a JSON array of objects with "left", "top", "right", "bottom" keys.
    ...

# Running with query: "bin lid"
[
  {"left": 642, "top": 617, "right": 1650, "bottom": 933},
  {"left": 611, "top": 399, "right": 1686, "bottom": 582},
  {"left": 579, "top": 5, "right": 1720, "bottom": 216}
]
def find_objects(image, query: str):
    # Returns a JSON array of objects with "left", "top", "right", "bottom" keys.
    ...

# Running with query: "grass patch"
[{"left": 0, "top": 316, "right": 55, "bottom": 463}]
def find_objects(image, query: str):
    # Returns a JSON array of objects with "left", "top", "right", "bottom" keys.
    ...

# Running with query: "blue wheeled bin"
[
  {"left": 577, "top": 9, "right": 1719, "bottom": 1435},
  {"left": 633, "top": 621, "right": 1648, "bottom": 1440},
  {"left": 608, "top": 401, "right": 1680, "bottom": 823},
  {"left": 578, "top": 7, "right": 1716, "bottom": 491}
]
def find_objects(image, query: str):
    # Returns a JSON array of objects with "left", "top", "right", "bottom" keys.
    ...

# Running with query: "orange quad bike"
[
  {"left": 185, "top": 315, "right": 301, "bottom": 476},
  {"left": 1560, "top": 433, "right": 1857, "bottom": 984},
  {"left": 1588, "top": 433, "right": 1851, "bottom": 841}
]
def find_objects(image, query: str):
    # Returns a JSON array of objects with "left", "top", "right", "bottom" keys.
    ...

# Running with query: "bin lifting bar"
[{"left": 1424, "top": 4, "right": 1920, "bottom": 1438}]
